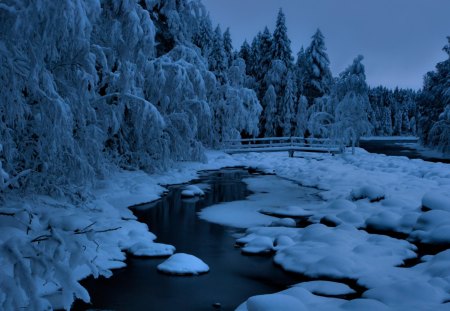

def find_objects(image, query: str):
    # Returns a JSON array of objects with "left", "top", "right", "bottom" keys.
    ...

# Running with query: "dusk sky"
[{"left": 202, "top": 0, "right": 450, "bottom": 90}]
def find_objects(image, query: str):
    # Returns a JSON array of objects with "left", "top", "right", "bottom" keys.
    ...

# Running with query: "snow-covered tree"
[
  {"left": 333, "top": 55, "right": 372, "bottom": 153},
  {"left": 223, "top": 27, "right": 234, "bottom": 67},
  {"left": 418, "top": 37, "right": 450, "bottom": 148},
  {"left": 281, "top": 71, "right": 297, "bottom": 136},
  {"left": 272, "top": 8, "right": 293, "bottom": 67},
  {"left": 294, "top": 96, "right": 309, "bottom": 137},
  {"left": 303, "top": 29, "right": 333, "bottom": 103},
  {"left": 263, "top": 85, "right": 278, "bottom": 137},
  {"left": 208, "top": 25, "right": 228, "bottom": 83}
]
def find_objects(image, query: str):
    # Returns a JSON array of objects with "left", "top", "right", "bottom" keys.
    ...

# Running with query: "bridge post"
[{"left": 288, "top": 150, "right": 294, "bottom": 158}]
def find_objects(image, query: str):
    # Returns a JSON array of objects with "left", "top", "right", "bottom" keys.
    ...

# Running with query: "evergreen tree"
[
  {"left": 223, "top": 27, "right": 234, "bottom": 67},
  {"left": 418, "top": 37, "right": 450, "bottom": 148},
  {"left": 303, "top": 29, "right": 333, "bottom": 103},
  {"left": 295, "top": 46, "right": 308, "bottom": 97},
  {"left": 272, "top": 8, "right": 293, "bottom": 67},
  {"left": 208, "top": 25, "right": 227, "bottom": 83}
]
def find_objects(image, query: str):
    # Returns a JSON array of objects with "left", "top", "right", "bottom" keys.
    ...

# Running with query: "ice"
[
  {"left": 181, "top": 185, "right": 205, "bottom": 197},
  {"left": 157, "top": 253, "right": 209, "bottom": 276}
]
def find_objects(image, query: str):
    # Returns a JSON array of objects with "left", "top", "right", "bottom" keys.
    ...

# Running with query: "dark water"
[
  {"left": 73, "top": 169, "right": 306, "bottom": 311},
  {"left": 360, "top": 139, "right": 450, "bottom": 164}
]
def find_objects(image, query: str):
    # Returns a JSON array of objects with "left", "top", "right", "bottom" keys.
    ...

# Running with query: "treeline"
[{"left": 230, "top": 9, "right": 419, "bottom": 142}]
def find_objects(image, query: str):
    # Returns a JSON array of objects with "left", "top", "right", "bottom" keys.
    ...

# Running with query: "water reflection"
[{"left": 73, "top": 169, "right": 304, "bottom": 311}]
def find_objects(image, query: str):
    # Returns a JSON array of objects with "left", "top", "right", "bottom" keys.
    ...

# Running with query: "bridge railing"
[{"left": 223, "top": 136, "right": 344, "bottom": 154}]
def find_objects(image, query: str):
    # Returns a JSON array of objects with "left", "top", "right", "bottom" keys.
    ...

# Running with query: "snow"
[
  {"left": 199, "top": 175, "right": 320, "bottom": 228},
  {"left": 422, "top": 191, "right": 450, "bottom": 212},
  {"left": 181, "top": 185, "right": 205, "bottom": 197},
  {"left": 223, "top": 150, "right": 450, "bottom": 310},
  {"left": 350, "top": 185, "right": 385, "bottom": 202},
  {"left": 157, "top": 253, "right": 209, "bottom": 276},
  {"left": 241, "top": 236, "right": 274, "bottom": 254},
  {"left": 294, "top": 281, "right": 355, "bottom": 296},
  {"left": 245, "top": 293, "right": 307, "bottom": 311}
]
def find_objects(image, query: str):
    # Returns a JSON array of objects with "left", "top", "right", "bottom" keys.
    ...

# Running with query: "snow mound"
[
  {"left": 350, "top": 185, "right": 385, "bottom": 202},
  {"left": 128, "top": 242, "right": 175, "bottom": 257},
  {"left": 241, "top": 236, "right": 274, "bottom": 254},
  {"left": 327, "top": 199, "right": 357, "bottom": 210},
  {"left": 274, "top": 235, "right": 295, "bottom": 250},
  {"left": 422, "top": 191, "right": 450, "bottom": 212},
  {"left": 270, "top": 218, "right": 297, "bottom": 227},
  {"left": 181, "top": 185, "right": 205, "bottom": 197},
  {"left": 246, "top": 293, "right": 306, "bottom": 311},
  {"left": 294, "top": 281, "right": 356, "bottom": 296},
  {"left": 157, "top": 253, "right": 209, "bottom": 276}
]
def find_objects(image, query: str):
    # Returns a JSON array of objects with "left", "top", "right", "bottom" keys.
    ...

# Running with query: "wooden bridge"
[{"left": 223, "top": 137, "right": 343, "bottom": 157}]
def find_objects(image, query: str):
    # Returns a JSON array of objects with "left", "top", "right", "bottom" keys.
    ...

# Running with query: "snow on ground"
[
  {"left": 198, "top": 175, "right": 321, "bottom": 228},
  {"left": 3, "top": 148, "right": 450, "bottom": 310},
  {"left": 227, "top": 149, "right": 450, "bottom": 310},
  {"left": 157, "top": 253, "right": 209, "bottom": 275}
]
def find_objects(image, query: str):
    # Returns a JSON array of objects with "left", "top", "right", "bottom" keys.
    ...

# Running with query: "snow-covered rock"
[
  {"left": 157, "top": 253, "right": 209, "bottom": 276},
  {"left": 350, "top": 185, "right": 385, "bottom": 202},
  {"left": 181, "top": 185, "right": 205, "bottom": 197},
  {"left": 241, "top": 236, "right": 274, "bottom": 254},
  {"left": 293, "top": 281, "right": 356, "bottom": 296},
  {"left": 270, "top": 218, "right": 297, "bottom": 227},
  {"left": 422, "top": 191, "right": 450, "bottom": 212}
]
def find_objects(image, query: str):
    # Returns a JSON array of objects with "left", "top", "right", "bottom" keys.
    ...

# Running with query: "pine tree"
[
  {"left": 272, "top": 8, "right": 293, "bottom": 67},
  {"left": 304, "top": 29, "right": 333, "bottom": 103},
  {"left": 295, "top": 46, "right": 308, "bottom": 97},
  {"left": 208, "top": 25, "right": 228, "bottom": 83},
  {"left": 223, "top": 27, "right": 234, "bottom": 67}
]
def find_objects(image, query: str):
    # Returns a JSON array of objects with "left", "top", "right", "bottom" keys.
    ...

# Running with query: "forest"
[{"left": 0, "top": 0, "right": 449, "bottom": 310}]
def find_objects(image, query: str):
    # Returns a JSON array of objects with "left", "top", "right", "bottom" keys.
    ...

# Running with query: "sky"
[{"left": 202, "top": 0, "right": 450, "bottom": 90}]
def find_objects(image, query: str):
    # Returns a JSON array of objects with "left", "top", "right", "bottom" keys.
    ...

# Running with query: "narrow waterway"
[
  {"left": 73, "top": 169, "right": 313, "bottom": 311},
  {"left": 360, "top": 139, "right": 450, "bottom": 164}
]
